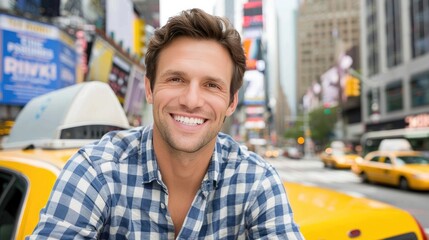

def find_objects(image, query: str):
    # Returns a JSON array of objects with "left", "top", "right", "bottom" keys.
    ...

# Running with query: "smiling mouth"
[{"left": 173, "top": 115, "right": 205, "bottom": 126}]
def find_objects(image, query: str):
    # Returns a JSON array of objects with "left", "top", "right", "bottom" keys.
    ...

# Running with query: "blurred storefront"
[
  {"left": 0, "top": 12, "right": 78, "bottom": 141},
  {"left": 0, "top": 0, "right": 160, "bottom": 143}
]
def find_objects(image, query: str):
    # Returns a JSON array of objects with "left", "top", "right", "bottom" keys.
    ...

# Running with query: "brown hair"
[{"left": 145, "top": 8, "right": 246, "bottom": 104}]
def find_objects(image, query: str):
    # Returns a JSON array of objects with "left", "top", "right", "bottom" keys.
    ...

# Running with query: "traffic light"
[
  {"left": 344, "top": 75, "right": 360, "bottom": 97},
  {"left": 323, "top": 103, "right": 332, "bottom": 115}
]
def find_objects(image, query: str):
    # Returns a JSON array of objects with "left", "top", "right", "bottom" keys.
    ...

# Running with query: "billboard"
[
  {"left": 109, "top": 55, "right": 131, "bottom": 104},
  {"left": 0, "top": 14, "right": 77, "bottom": 105},
  {"left": 243, "top": 70, "right": 265, "bottom": 105},
  {"left": 106, "top": 0, "right": 134, "bottom": 51},
  {"left": 86, "top": 36, "right": 115, "bottom": 83},
  {"left": 87, "top": 35, "right": 133, "bottom": 105},
  {"left": 243, "top": 1, "right": 263, "bottom": 28},
  {"left": 124, "top": 66, "right": 145, "bottom": 116}
]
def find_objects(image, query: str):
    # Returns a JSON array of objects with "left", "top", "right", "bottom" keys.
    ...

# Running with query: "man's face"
[{"left": 145, "top": 36, "right": 238, "bottom": 154}]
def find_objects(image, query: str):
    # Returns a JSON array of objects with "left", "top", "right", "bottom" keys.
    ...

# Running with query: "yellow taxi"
[
  {"left": 264, "top": 146, "right": 280, "bottom": 158},
  {"left": 1, "top": 149, "right": 428, "bottom": 240},
  {"left": 320, "top": 149, "right": 361, "bottom": 169},
  {"left": 0, "top": 82, "right": 129, "bottom": 240},
  {"left": 1, "top": 82, "right": 428, "bottom": 239},
  {"left": 286, "top": 182, "right": 428, "bottom": 239},
  {"left": 0, "top": 148, "right": 76, "bottom": 240},
  {"left": 352, "top": 150, "right": 429, "bottom": 191}
]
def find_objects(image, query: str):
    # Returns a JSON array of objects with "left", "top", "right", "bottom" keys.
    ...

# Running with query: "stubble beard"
[{"left": 155, "top": 118, "right": 219, "bottom": 154}]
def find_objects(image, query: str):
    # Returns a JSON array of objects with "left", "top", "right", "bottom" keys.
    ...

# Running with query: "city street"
[{"left": 266, "top": 156, "right": 429, "bottom": 236}]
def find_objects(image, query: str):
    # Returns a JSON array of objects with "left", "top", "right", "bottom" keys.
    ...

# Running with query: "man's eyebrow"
[
  {"left": 159, "top": 70, "right": 187, "bottom": 78},
  {"left": 160, "top": 70, "right": 226, "bottom": 84},
  {"left": 206, "top": 76, "right": 228, "bottom": 86}
]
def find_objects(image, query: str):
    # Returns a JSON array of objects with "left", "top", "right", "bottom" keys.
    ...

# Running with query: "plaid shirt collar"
[{"left": 141, "top": 126, "right": 219, "bottom": 194}]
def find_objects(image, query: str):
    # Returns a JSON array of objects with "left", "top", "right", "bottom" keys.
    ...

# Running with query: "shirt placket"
[
  {"left": 159, "top": 182, "right": 176, "bottom": 239},
  {"left": 176, "top": 182, "right": 210, "bottom": 240}
]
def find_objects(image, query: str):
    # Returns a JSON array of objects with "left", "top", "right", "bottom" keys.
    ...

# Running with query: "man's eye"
[
  {"left": 207, "top": 83, "right": 220, "bottom": 89},
  {"left": 170, "top": 77, "right": 182, "bottom": 82}
]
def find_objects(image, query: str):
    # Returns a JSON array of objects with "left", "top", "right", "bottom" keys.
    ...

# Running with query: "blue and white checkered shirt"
[{"left": 27, "top": 125, "right": 303, "bottom": 239}]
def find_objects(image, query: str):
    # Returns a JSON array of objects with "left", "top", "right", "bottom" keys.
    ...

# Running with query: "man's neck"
[
  {"left": 155, "top": 147, "right": 212, "bottom": 187},
  {"left": 152, "top": 137, "right": 215, "bottom": 187}
]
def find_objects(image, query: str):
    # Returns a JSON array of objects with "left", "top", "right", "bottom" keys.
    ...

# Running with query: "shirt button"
[{"left": 160, "top": 203, "right": 166, "bottom": 209}]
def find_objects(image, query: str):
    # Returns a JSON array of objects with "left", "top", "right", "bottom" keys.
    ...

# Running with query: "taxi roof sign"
[
  {"left": 378, "top": 138, "right": 412, "bottom": 151},
  {"left": 2, "top": 81, "right": 130, "bottom": 149}
]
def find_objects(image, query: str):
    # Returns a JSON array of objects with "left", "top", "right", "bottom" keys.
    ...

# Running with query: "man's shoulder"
[
  {"left": 216, "top": 133, "right": 270, "bottom": 169},
  {"left": 215, "top": 133, "right": 282, "bottom": 193}
]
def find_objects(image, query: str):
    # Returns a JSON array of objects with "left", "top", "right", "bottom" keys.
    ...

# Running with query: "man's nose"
[{"left": 178, "top": 82, "right": 204, "bottom": 109}]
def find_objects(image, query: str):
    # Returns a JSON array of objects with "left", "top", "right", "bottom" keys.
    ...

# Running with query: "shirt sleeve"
[
  {"left": 246, "top": 166, "right": 305, "bottom": 240},
  {"left": 26, "top": 151, "right": 110, "bottom": 239}
]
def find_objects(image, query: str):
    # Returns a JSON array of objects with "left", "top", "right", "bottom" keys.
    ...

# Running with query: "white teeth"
[{"left": 174, "top": 115, "right": 204, "bottom": 126}]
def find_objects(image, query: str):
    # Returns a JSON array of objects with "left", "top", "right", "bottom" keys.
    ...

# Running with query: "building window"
[
  {"left": 411, "top": 71, "right": 429, "bottom": 107},
  {"left": 386, "top": 81, "right": 403, "bottom": 112},
  {"left": 385, "top": 0, "right": 403, "bottom": 67},
  {"left": 410, "top": 0, "right": 429, "bottom": 57},
  {"left": 367, "top": 87, "right": 380, "bottom": 117},
  {"left": 366, "top": 0, "right": 379, "bottom": 76}
]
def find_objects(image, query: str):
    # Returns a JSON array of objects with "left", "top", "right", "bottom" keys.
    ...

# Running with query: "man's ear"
[
  {"left": 226, "top": 91, "right": 239, "bottom": 117},
  {"left": 145, "top": 76, "right": 153, "bottom": 104}
]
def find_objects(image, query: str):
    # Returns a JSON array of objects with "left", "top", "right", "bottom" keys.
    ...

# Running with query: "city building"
[
  {"left": 268, "top": 0, "right": 299, "bottom": 145},
  {"left": 361, "top": 0, "right": 429, "bottom": 132},
  {"left": 296, "top": 0, "right": 362, "bottom": 143},
  {"left": 296, "top": 1, "right": 360, "bottom": 103}
]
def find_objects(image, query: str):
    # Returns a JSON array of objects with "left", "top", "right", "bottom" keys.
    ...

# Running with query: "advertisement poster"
[
  {"left": 243, "top": 70, "right": 265, "bottom": 105},
  {"left": 108, "top": 55, "right": 131, "bottom": 104},
  {"left": 124, "top": 66, "right": 145, "bottom": 121},
  {"left": 87, "top": 35, "right": 135, "bottom": 106},
  {"left": 0, "top": 14, "right": 77, "bottom": 105},
  {"left": 86, "top": 36, "right": 114, "bottom": 83}
]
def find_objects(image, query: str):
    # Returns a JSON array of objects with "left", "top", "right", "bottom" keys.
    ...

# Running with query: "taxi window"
[
  {"left": 398, "top": 156, "right": 429, "bottom": 164},
  {"left": 0, "top": 169, "right": 28, "bottom": 240},
  {"left": 384, "top": 158, "right": 392, "bottom": 164},
  {"left": 395, "top": 158, "right": 406, "bottom": 166},
  {"left": 369, "top": 156, "right": 381, "bottom": 162}
]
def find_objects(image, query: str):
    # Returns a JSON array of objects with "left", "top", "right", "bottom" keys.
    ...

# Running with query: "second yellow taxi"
[
  {"left": 352, "top": 150, "right": 429, "bottom": 191},
  {"left": 320, "top": 149, "right": 361, "bottom": 169}
]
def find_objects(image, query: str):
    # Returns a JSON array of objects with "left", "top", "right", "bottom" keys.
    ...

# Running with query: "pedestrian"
[{"left": 27, "top": 8, "right": 303, "bottom": 239}]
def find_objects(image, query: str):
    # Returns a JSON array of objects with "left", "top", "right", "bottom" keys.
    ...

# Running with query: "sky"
[{"left": 159, "top": 0, "right": 215, "bottom": 26}]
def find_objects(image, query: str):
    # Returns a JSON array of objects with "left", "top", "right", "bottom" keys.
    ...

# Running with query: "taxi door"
[
  {"left": 377, "top": 156, "right": 395, "bottom": 185},
  {"left": 365, "top": 155, "right": 385, "bottom": 182}
]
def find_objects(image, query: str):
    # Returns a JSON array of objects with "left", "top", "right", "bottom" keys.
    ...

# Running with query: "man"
[{"left": 28, "top": 8, "right": 303, "bottom": 239}]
